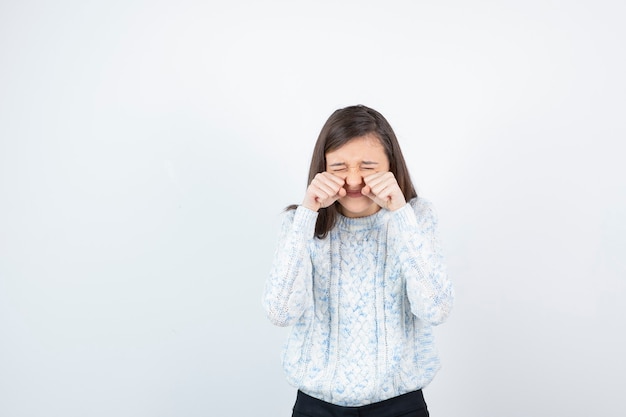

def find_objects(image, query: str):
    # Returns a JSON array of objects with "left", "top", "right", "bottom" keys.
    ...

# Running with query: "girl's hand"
[
  {"left": 362, "top": 172, "right": 406, "bottom": 211},
  {"left": 302, "top": 172, "right": 347, "bottom": 212}
]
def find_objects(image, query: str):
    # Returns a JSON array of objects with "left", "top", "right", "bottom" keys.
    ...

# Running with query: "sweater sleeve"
[
  {"left": 262, "top": 206, "right": 318, "bottom": 327},
  {"left": 389, "top": 198, "right": 454, "bottom": 326}
]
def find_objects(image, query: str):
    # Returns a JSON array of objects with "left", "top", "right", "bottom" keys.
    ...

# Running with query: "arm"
[
  {"left": 390, "top": 199, "right": 454, "bottom": 326},
  {"left": 262, "top": 206, "right": 318, "bottom": 327}
]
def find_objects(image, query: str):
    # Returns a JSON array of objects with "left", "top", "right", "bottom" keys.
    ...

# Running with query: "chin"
[{"left": 337, "top": 198, "right": 380, "bottom": 218}]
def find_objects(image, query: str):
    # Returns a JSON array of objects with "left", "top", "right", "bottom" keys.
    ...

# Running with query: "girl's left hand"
[{"left": 362, "top": 172, "right": 407, "bottom": 211}]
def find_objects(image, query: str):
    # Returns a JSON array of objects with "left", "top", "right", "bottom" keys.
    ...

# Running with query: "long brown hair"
[{"left": 290, "top": 105, "right": 417, "bottom": 238}]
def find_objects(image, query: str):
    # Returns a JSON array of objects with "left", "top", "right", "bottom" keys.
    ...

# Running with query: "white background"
[{"left": 1, "top": 1, "right": 625, "bottom": 416}]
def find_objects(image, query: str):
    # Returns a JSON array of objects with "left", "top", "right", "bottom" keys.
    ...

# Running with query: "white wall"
[{"left": 1, "top": 1, "right": 624, "bottom": 416}]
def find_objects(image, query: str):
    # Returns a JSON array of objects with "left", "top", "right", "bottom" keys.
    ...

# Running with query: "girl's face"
[{"left": 325, "top": 134, "right": 390, "bottom": 218}]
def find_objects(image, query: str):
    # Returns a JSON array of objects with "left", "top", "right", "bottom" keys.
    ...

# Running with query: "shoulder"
[
  {"left": 279, "top": 205, "right": 318, "bottom": 234},
  {"left": 409, "top": 197, "right": 436, "bottom": 216},
  {"left": 281, "top": 206, "right": 298, "bottom": 221},
  {"left": 277, "top": 207, "right": 297, "bottom": 230},
  {"left": 408, "top": 197, "right": 439, "bottom": 228}
]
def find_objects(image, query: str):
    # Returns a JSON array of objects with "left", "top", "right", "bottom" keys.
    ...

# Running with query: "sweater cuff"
[
  {"left": 390, "top": 202, "right": 418, "bottom": 229},
  {"left": 293, "top": 205, "right": 319, "bottom": 233}
]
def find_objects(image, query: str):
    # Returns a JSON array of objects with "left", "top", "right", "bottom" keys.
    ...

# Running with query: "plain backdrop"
[{"left": 1, "top": 1, "right": 625, "bottom": 416}]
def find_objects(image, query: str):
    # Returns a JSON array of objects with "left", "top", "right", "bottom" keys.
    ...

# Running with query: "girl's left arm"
[
  {"left": 262, "top": 207, "right": 317, "bottom": 327},
  {"left": 390, "top": 199, "right": 455, "bottom": 326}
]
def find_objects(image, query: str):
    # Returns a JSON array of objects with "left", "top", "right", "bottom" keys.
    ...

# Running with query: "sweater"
[{"left": 263, "top": 197, "right": 454, "bottom": 407}]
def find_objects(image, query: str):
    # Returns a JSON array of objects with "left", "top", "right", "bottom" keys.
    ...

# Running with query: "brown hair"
[{"left": 290, "top": 105, "right": 417, "bottom": 238}]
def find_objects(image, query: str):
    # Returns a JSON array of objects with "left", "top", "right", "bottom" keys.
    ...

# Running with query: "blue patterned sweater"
[{"left": 263, "top": 197, "right": 454, "bottom": 406}]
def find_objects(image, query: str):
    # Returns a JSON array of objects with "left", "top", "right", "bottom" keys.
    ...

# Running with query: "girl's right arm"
[
  {"left": 264, "top": 173, "right": 344, "bottom": 327},
  {"left": 262, "top": 206, "right": 318, "bottom": 327}
]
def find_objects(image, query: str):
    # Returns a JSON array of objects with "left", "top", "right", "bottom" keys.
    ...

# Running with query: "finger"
[
  {"left": 310, "top": 178, "right": 346, "bottom": 208},
  {"left": 321, "top": 171, "right": 347, "bottom": 186},
  {"left": 369, "top": 184, "right": 398, "bottom": 209},
  {"left": 363, "top": 175, "right": 388, "bottom": 194},
  {"left": 369, "top": 175, "right": 399, "bottom": 197},
  {"left": 373, "top": 185, "right": 394, "bottom": 204},
  {"left": 364, "top": 171, "right": 393, "bottom": 187},
  {"left": 308, "top": 184, "right": 331, "bottom": 203},
  {"left": 311, "top": 181, "right": 338, "bottom": 201},
  {"left": 362, "top": 178, "right": 386, "bottom": 201},
  {"left": 315, "top": 172, "right": 344, "bottom": 188},
  {"left": 363, "top": 190, "right": 378, "bottom": 203},
  {"left": 320, "top": 176, "right": 346, "bottom": 195},
  {"left": 372, "top": 179, "right": 407, "bottom": 210},
  {"left": 367, "top": 178, "right": 393, "bottom": 198},
  {"left": 316, "top": 173, "right": 345, "bottom": 193},
  {"left": 364, "top": 190, "right": 388, "bottom": 208}
]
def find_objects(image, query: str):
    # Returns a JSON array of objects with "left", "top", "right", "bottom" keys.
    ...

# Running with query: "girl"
[{"left": 263, "top": 105, "right": 454, "bottom": 417}]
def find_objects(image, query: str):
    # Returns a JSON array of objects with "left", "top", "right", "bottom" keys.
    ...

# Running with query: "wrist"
[
  {"left": 301, "top": 199, "right": 320, "bottom": 212},
  {"left": 387, "top": 199, "right": 407, "bottom": 212},
  {"left": 389, "top": 202, "right": 417, "bottom": 227}
]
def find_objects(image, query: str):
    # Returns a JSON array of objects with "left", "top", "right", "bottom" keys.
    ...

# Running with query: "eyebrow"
[{"left": 328, "top": 161, "right": 379, "bottom": 167}]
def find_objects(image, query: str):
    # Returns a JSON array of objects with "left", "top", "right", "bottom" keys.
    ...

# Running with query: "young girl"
[{"left": 263, "top": 105, "right": 454, "bottom": 417}]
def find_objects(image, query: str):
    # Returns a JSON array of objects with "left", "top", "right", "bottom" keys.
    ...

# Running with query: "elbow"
[
  {"left": 263, "top": 301, "right": 298, "bottom": 327},
  {"left": 265, "top": 310, "right": 295, "bottom": 327},
  {"left": 425, "top": 305, "right": 453, "bottom": 326},
  {"left": 262, "top": 285, "right": 308, "bottom": 327},
  {"left": 434, "top": 290, "right": 455, "bottom": 325},
  {"left": 415, "top": 305, "right": 452, "bottom": 326},
  {"left": 412, "top": 288, "right": 455, "bottom": 326}
]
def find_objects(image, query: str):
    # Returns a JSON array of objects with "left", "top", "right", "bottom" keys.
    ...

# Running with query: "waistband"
[{"left": 293, "top": 389, "right": 427, "bottom": 417}]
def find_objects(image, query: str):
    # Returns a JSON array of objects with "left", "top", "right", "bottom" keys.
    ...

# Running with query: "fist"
[
  {"left": 302, "top": 172, "right": 347, "bottom": 212},
  {"left": 362, "top": 172, "right": 406, "bottom": 211}
]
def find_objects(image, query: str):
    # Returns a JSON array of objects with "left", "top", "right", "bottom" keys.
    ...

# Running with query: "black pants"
[{"left": 292, "top": 390, "right": 429, "bottom": 417}]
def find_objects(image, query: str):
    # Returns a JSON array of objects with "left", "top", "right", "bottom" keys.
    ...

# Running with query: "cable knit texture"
[{"left": 263, "top": 197, "right": 454, "bottom": 407}]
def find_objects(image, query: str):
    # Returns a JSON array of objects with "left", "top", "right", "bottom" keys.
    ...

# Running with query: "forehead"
[{"left": 325, "top": 134, "right": 387, "bottom": 162}]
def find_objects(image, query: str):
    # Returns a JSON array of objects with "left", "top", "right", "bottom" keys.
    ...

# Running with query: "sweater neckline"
[{"left": 336, "top": 208, "right": 388, "bottom": 232}]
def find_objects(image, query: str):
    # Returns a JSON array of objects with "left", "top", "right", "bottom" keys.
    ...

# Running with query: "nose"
[{"left": 345, "top": 169, "right": 363, "bottom": 187}]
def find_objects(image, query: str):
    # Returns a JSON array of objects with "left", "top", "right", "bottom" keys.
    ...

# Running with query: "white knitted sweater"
[{"left": 263, "top": 197, "right": 454, "bottom": 407}]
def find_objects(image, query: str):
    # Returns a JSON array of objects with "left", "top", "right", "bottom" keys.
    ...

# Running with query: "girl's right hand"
[{"left": 302, "top": 172, "right": 346, "bottom": 212}]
